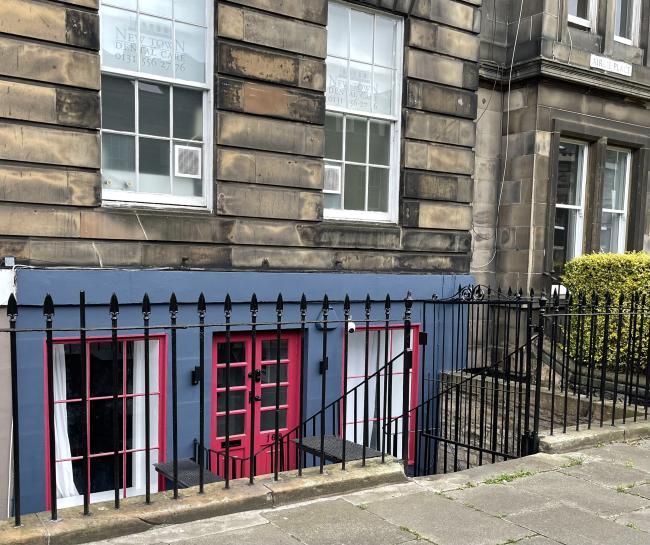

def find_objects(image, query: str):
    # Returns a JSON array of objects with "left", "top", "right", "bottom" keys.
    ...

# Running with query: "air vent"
[
  {"left": 324, "top": 164, "right": 342, "bottom": 194},
  {"left": 174, "top": 145, "right": 202, "bottom": 179}
]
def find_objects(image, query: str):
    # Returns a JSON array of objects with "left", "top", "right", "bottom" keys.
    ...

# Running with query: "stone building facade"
[{"left": 474, "top": 0, "right": 650, "bottom": 291}]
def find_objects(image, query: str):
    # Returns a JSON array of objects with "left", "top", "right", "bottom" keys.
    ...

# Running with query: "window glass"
[
  {"left": 556, "top": 142, "right": 584, "bottom": 206},
  {"left": 568, "top": 0, "right": 590, "bottom": 20},
  {"left": 325, "top": 3, "right": 401, "bottom": 219},
  {"left": 100, "top": 0, "right": 209, "bottom": 205},
  {"left": 603, "top": 149, "right": 628, "bottom": 210},
  {"left": 615, "top": 0, "right": 634, "bottom": 39}
]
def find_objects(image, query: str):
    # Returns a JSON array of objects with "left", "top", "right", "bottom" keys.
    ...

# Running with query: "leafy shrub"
[{"left": 561, "top": 252, "right": 650, "bottom": 372}]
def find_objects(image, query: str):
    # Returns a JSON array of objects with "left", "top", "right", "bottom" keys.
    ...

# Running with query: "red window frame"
[
  {"left": 341, "top": 324, "right": 420, "bottom": 464},
  {"left": 44, "top": 334, "right": 167, "bottom": 509}
]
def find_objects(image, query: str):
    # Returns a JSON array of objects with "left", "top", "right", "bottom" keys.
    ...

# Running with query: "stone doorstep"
[
  {"left": 539, "top": 420, "right": 650, "bottom": 454},
  {"left": 0, "top": 458, "right": 407, "bottom": 545}
]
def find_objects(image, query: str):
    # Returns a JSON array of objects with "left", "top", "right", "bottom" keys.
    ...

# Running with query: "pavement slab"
[
  {"left": 508, "top": 467, "right": 650, "bottom": 515},
  {"left": 559, "top": 459, "right": 650, "bottom": 488},
  {"left": 580, "top": 442, "right": 650, "bottom": 473},
  {"left": 507, "top": 504, "right": 650, "bottom": 545},
  {"left": 446, "top": 482, "right": 558, "bottom": 516},
  {"left": 365, "top": 491, "right": 531, "bottom": 545},
  {"left": 263, "top": 498, "right": 415, "bottom": 545},
  {"left": 174, "top": 523, "right": 301, "bottom": 545},
  {"left": 615, "top": 506, "right": 650, "bottom": 534}
]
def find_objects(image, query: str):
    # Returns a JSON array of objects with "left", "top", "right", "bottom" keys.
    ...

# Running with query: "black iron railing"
[{"left": 5, "top": 286, "right": 650, "bottom": 526}]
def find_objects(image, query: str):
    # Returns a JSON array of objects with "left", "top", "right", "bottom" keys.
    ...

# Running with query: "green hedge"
[{"left": 562, "top": 252, "right": 650, "bottom": 371}]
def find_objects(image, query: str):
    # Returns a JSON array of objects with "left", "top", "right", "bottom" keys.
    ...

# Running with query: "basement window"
[
  {"left": 324, "top": 2, "right": 403, "bottom": 223},
  {"left": 99, "top": 0, "right": 212, "bottom": 208}
]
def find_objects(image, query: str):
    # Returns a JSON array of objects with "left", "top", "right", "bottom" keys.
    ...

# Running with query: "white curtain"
[
  {"left": 53, "top": 345, "right": 79, "bottom": 499},
  {"left": 132, "top": 341, "right": 159, "bottom": 493}
]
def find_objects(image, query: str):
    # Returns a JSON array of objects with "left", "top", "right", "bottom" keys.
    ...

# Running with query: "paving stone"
[
  {"left": 175, "top": 523, "right": 300, "bottom": 545},
  {"left": 615, "top": 507, "right": 650, "bottom": 534},
  {"left": 627, "top": 483, "right": 650, "bottom": 499},
  {"left": 342, "top": 482, "right": 423, "bottom": 506},
  {"left": 517, "top": 537, "right": 563, "bottom": 545},
  {"left": 508, "top": 468, "right": 650, "bottom": 515},
  {"left": 580, "top": 442, "right": 650, "bottom": 473},
  {"left": 446, "top": 482, "right": 558, "bottom": 516},
  {"left": 560, "top": 459, "right": 650, "bottom": 488},
  {"left": 508, "top": 505, "right": 650, "bottom": 545},
  {"left": 365, "top": 491, "right": 530, "bottom": 545},
  {"left": 263, "top": 498, "right": 414, "bottom": 545}
]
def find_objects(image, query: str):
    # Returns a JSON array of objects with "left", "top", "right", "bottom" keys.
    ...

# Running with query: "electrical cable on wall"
[{"left": 473, "top": 0, "right": 526, "bottom": 269}]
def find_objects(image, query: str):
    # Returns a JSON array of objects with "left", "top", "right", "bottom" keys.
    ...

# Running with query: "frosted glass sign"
[
  {"left": 140, "top": 15, "right": 173, "bottom": 77},
  {"left": 324, "top": 2, "right": 402, "bottom": 220},
  {"left": 102, "top": 6, "right": 138, "bottom": 72}
]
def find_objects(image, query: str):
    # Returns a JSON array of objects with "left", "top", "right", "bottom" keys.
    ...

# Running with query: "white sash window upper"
[
  {"left": 568, "top": 0, "right": 596, "bottom": 29},
  {"left": 324, "top": 2, "right": 403, "bottom": 223},
  {"left": 614, "top": 0, "right": 641, "bottom": 45},
  {"left": 99, "top": 0, "right": 212, "bottom": 208}
]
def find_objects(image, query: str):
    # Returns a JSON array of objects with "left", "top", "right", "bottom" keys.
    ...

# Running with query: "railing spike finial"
[
  {"left": 385, "top": 293, "right": 391, "bottom": 310},
  {"left": 507, "top": 286, "right": 513, "bottom": 297},
  {"left": 605, "top": 290, "right": 612, "bottom": 305},
  {"left": 169, "top": 292, "right": 178, "bottom": 316},
  {"left": 344, "top": 294, "right": 351, "bottom": 312},
  {"left": 7, "top": 292, "right": 17, "bottom": 318},
  {"left": 300, "top": 293, "right": 307, "bottom": 316},
  {"left": 224, "top": 293, "right": 232, "bottom": 317},
  {"left": 109, "top": 293, "right": 119, "bottom": 318},
  {"left": 250, "top": 293, "right": 258, "bottom": 313},
  {"left": 365, "top": 294, "right": 371, "bottom": 314},
  {"left": 276, "top": 293, "right": 283, "bottom": 314},
  {"left": 529, "top": 287, "right": 535, "bottom": 298},
  {"left": 619, "top": 291, "right": 625, "bottom": 304},
  {"left": 322, "top": 294, "right": 329, "bottom": 311},
  {"left": 43, "top": 293, "right": 55, "bottom": 317},
  {"left": 405, "top": 291, "right": 413, "bottom": 314},
  {"left": 198, "top": 292, "right": 206, "bottom": 317},
  {"left": 142, "top": 293, "right": 151, "bottom": 317}
]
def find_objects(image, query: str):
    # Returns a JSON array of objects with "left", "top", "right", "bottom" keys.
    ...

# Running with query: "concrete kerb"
[
  {"left": 539, "top": 420, "right": 650, "bottom": 453},
  {"left": 0, "top": 458, "right": 407, "bottom": 545}
]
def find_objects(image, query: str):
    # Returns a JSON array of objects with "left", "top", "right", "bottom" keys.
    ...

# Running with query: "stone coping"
[
  {"left": 539, "top": 420, "right": 650, "bottom": 453},
  {"left": 0, "top": 458, "right": 406, "bottom": 545}
]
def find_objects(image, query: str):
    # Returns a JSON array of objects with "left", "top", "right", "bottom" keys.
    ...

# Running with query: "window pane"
[
  {"left": 324, "top": 187, "right": 342, "bottom": 209},
  {"left": 325, "top": 114, "right": 343, "bottom": 161},
  {"left": 173, "top": 88, "right": 203, "bottom": 140},
  {"left": 140, "top": 0, "right": 172, "bottom": 18},
  {"left": 101, "top": 6, "right": 138, "bottom": 71},
  {"left": 102, "top": 76, "right": 135, "bottom": 132},
  {"left": 102, "top": 133, "right": 136, "bottom": 191},
  {"left": 217, "top": 391, "right": 246, "bottom": 412},
  {"left": 349, "top": 10, "right": 373, "bottom": 63},
  {"left": 62, "top": 344, "right": 83, "bottom": 401},
  {"left": 102, "top": 0, "right": 137, "bottom": 9},
  {"left": 603, "top": 149, "right": 628, "bottom": 210},
  {"left": 63, "top": 402, "right": 85, "bottom": 457},
  {"left": 217, "top": 413, "right": 245, "bottom": 437},
  {"left": 345, "top": 117, "right": 367, "bottom": 163},
  {"left": 89, "top": 342, "right": 123, "bottom": 397},
  {"left": 556, "top": 142, "right": 584, "bottom": 206},
  {"left": 374, "top": 16, "right": 396, "bottom": 67},
  {"left": 217, "top": 342, "right": 246, "bottom": 363},
  {"left": 553, "top": 208, "right": 581, "bottom": 273},
  {"left": 90, "top": 399, "right": 123, "bottom": 453},
  {"left": 615, "top": 0, "right": 633, "bottom": 38},
  {"left": 600, "top": 212, "right": 625, "bottom": 253},
  {"left": 262, "top": 363, "right": 288, "bottom": 384},
  {"left": 174, "top": 0, "right": 205, "bottom": 25},
  {"left": 369, "top": 120, "right": 390, "bottom": 165},
  {"left": 368, "top": 167, "right": 389, "bottom": 212},
  {"left": 217, "top": 366, "right": 247, "bottom": 388},
  {"left": 175, "top": 23, "right": 206, "bottom": 82},
  {"left": 327, "top": 3, "right": 349, "bottom": 58},
  {"left": 261, "top": 339, "right": 289, "bottom": 361},
  {"left": 344, "top": 164, "right": 366, "bottom": 210},
  {"left": 348, "top": 62, "right": 372, "bottom": 113},
  {"left": 326, "top": 57, "right": 348, "bottom": 109},
  {"left": 139, "top": 82, "right": 170, "bottom": 137},
  {"left": 261, "top": 386, "right": 288, "bottom": 408},
  {"left": 373, "top": 66, "right": 393, "bottom": 115},
  {"left": 260, "top": 409, "right": 286, "bottom": 431},
  {"left": 569, "top": 0, "right": 590, "bottom": 18},
  {"left": 139, "top": 15, "right": 173, "bottom": 78},
  {"left": 139, "top": 138, "right": 171, "bottom": 194}
]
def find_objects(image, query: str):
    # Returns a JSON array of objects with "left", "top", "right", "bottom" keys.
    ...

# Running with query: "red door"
[{"left": 211, "top": 332, "right": 301, "bottom": 479}]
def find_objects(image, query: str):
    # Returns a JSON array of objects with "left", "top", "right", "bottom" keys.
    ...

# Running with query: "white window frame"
[
  {"left": 99, "top": 0, "right": 213, "bottom": 210},
  {"left": 324, "top": 2, "right": 403, "bottom": 224},
  {"left": 601, "top": 146, "right": 631, "bottom": 253},
  {"left": 555, "top": 139, "right": 588, "bottom": 263},
  {"left": 568, "top": 0, "right": 597, "bottom": 30},
  {"left": 614, "top": 0, "right": 641, "bottom": 45}
]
